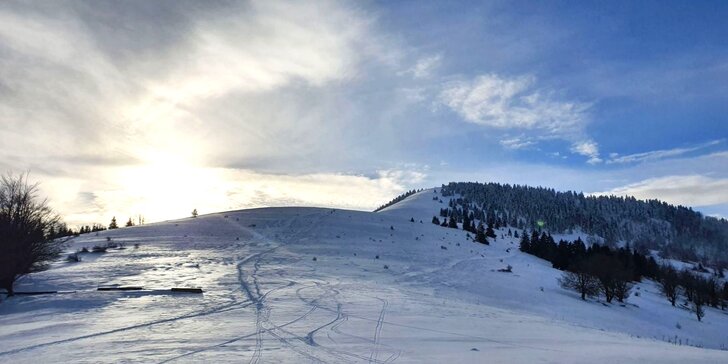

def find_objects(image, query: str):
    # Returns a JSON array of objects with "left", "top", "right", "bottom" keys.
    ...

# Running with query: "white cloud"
[
  {"left": 439, "top": 74, "right": 591, "bottom": 132},
  {"left": 403, "top": 54, "right": 442, "bottom": 79},
  {"left": 500, "top": 136, "right": 536, "bottom": 150},
  {"left": 594, "top": 175, "right": 728, "bottom": 207},
  {"left": 439, "top": 73, "right": 598, "bottom": 163},
  {"left": 0, "top": 0, "right": 384, "bottom": 169},
  {"left": 571, "top": 140, "right": 602, "bottom": 165},
  {"left": 606, "top": 140, "right": 723, "bottom": 164},
  {"left": 144, "top": 1, "right": 368, "bottom": 103}
]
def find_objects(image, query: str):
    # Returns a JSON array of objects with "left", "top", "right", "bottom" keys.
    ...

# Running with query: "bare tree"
[
  {"left": 659, "top": 265, "right": 680, "bottom": 306},
  {"left": 613, "top": 270, "right": 634, "bottom": 303},
  {"left": 559, "top": 260, "right": 600, "bottom": 300},
  {"left": 0, "top": 173, "right": 62, "bottom": 296},
  {"left": 587, "top": 254, "right": 617, "bottom": 303},
  {"left": 694, "top": 298, "right": 705, "bottom": 322}
]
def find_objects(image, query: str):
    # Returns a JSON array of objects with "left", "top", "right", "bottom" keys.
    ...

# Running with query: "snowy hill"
[{"left": 1, "top": 190, "right": 728, "bottom": 363}]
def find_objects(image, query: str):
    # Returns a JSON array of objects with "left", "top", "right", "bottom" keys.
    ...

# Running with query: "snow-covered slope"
[{"left": 1, "top": 190, "right": 727, "bottom": 363}]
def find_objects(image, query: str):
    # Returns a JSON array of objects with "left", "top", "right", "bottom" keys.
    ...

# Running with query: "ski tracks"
[{"left": 369, "top": 297, "right": 389, "bottom": 364}]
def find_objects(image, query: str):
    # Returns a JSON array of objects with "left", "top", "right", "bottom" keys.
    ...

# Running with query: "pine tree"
[
  {"left": 519, "top": 234, "right": 531, "bottom": 252},
  {"left": 109, "top": 216, "right": 118, "bottom": 229},
  {"left": 448, "top": 217, "right": 458, "bottom": 229},
  {"left": 485, "top": 223, "right": 496, "bottom": 238},
  {"left": 476, "top": 223, "right": 488, "bottom": 245},
  {"left": 191, "top": 209, "right": 198, "bottom": 218},
  {"left": 125, "top": 218, "right": 134, "bottom": 227},
  {"left": 462, "top": 214, "right": 471, "bottom": 232},
  {"left": 432, "top": 216, "right": 440, "bottom": 225}
]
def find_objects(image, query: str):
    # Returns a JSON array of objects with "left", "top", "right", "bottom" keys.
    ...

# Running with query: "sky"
[{"left": 1, "top": 0, "right": 727, "bottom": 226}]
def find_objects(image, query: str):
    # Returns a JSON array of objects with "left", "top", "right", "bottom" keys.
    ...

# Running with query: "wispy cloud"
[
  {"left": 0, "top": 0, "right": 385, "bottom": 170},
  {"left": 439, "top": 73, "right": 598, "bottom": 162},
  {"left": 401, "top": 54, "right": 442, "bottom": 79},
  {"left": 606, "top": 140, "right": 724, "bottom": 164},
  {"left": 439, "top": 74, "right": 591, "bottom": 132},
  {"left": 571, "top": 140, "right": 603, "bottom": 165},
  {"left": 594, "top": 175, "right": 728, "bottom": 207},
  {"left": 500, "top": 136, "right": 536, "bottom": 150}
]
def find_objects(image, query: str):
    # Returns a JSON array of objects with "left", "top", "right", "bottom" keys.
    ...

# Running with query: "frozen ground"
[{"left": 1, "top": 190, "right": 728, "bottom": 363}]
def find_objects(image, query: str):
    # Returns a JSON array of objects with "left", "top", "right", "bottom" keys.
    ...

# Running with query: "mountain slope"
[
  {"left": 0, "top": 192, "right": 727, "bottom": 363},
  {"left": 435, "top": 182, "right": 728, "bottom": 264}
]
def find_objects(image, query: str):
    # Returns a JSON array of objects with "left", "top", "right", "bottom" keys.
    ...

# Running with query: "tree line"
[{"left": 439, "top": 182, "right": 728, "bottom": 266}]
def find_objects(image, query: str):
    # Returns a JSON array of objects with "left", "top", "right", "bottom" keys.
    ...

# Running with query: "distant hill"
[{"left": 386, "top": 182, "right": 728, "bottom": 265}]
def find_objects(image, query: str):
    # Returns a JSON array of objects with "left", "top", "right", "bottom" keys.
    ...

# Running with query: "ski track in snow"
[
  {"left": 2, "top": 191, "right": 728, "bottom": 363},
  {"left": 369, "top": 296, "right": 388, "bottom": 364}
]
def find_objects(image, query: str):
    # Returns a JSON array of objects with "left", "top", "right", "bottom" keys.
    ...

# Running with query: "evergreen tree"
[
  {"left": 125, "top": 218, "right": 134, "bottom": 227},
  {"left": 191, "top": 209, "right": 198, "bottom": 218},
  {"left": 448, "top": 217, "right": 458, "bottom": 229},
  {"left": 476, "top": 223, "right": 488, "bottom": 245},
  {"left": 432, "top": 216, "right": 440, "bottom": 225},
  {"left": 519, "top": 233, "right": 531, "bottom": 252},
  {"left": 485, "top": 223, "right": 496, "bottom": 238},
  {"left": 109, "top": 216, "right": 118, "bottom": 229},
  {"left": 462, "top": 214, "right": 471, "bottom": 232}
]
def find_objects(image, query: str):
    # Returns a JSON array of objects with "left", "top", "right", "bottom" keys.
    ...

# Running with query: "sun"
[{"left": 116, "top": 150, "right": 228, "bottom": 222}]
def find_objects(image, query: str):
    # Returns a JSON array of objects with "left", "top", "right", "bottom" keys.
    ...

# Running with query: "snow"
[{"left": 1, "top": 190, "right": 728, "bottom": 363}]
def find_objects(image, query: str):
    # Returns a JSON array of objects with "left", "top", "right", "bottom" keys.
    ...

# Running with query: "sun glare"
[{"left": 118, "top": 151, "right": 228, "bottom": 222}]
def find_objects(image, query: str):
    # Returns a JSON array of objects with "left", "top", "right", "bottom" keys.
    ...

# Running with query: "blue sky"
[{"left": 0, "top": 0, "right": 727, "bottom": 225}]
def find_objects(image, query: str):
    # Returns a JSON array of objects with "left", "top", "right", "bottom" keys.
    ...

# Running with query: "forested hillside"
[{"left": 430, "top": 182, "right": 728, "bottom": 265}]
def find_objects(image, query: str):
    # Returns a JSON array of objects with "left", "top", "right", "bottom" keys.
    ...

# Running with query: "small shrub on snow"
[{"left": 67, "top": 253, "right": 81, "bottom": 262}]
